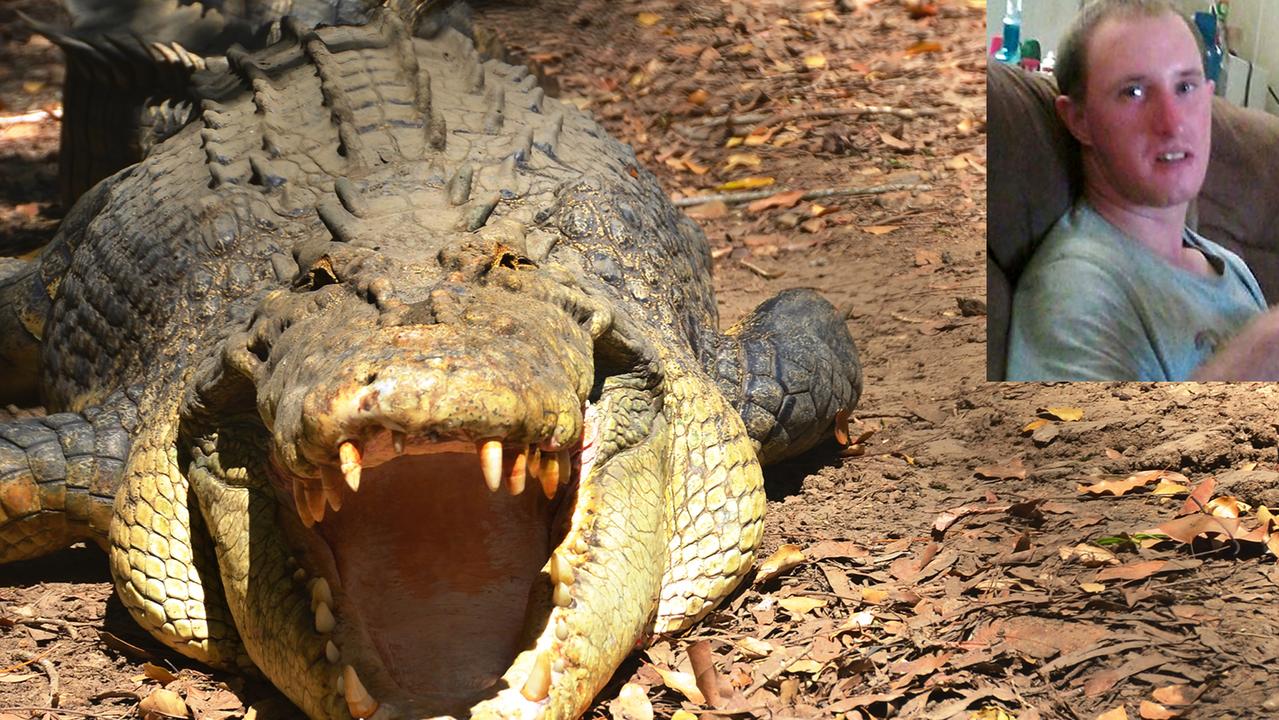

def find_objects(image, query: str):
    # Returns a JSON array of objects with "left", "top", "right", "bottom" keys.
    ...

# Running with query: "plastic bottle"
[{"left": 993, "top": 0, "right": 1021, "bottom": 65}]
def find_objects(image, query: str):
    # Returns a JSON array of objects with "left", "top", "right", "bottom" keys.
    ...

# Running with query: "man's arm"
[{"left": 1191, "top": 306, "right": 1279, "bottom": 381}]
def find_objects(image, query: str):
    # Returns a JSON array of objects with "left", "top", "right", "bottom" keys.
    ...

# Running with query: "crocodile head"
[{"left": 181, "top": 235, "right": 690, "bottom": 719}]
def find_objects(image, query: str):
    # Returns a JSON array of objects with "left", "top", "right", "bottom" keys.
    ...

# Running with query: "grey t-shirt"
[{"left": 1007, "top": 201, "right": 1267, "bottom": 381}]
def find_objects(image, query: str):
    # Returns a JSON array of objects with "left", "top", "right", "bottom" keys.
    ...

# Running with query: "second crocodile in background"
[{"left": 0, "top": 8, "right": 862, "bottom": 719}]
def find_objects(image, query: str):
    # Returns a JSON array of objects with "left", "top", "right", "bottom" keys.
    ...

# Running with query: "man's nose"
[{"left": 1147, "top": 87, "right": 1185, "bottom": 136}]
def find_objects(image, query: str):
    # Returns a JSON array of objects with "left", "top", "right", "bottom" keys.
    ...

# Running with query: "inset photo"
[{"left": 987, "top": 0, "right": 1279, "bottom": 381}]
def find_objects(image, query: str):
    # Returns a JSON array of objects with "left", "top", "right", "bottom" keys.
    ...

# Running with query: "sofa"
[{"left": 986, "top": 61, "right": 1279, "bottom": 380}]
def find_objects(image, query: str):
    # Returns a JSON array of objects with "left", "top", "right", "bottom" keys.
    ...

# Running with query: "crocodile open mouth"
[{"left": 272, "top": 421, "right": 592, "bottom": 718}]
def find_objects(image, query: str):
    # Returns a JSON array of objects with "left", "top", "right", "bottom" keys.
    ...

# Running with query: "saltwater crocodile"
[{"left": 0, "top": 8, "right": 862, "bottom": 719}]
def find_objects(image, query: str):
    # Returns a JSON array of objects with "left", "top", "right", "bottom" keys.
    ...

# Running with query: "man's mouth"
[{"left": 1156, "top": 151, "right": 1189, "bottom": 162}]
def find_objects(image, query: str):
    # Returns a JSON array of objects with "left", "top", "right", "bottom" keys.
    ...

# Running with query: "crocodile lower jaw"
[{"left": 274, "top": 432, "right": 588, "bottom": 718}]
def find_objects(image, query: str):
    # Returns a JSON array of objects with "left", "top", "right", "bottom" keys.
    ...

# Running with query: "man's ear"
[{"left": 1055, "top": 94, "right": 1092, "bottom": 147}]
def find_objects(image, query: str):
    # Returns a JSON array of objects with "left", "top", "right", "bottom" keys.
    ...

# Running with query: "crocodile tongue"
[{"left": 317, "top": 449, "right": 554, "bottom": 699}]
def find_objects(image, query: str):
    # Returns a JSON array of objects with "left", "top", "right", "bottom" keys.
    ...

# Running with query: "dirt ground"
[{"left": 2, "top": 1, "right": 1278, "bottom": 719}]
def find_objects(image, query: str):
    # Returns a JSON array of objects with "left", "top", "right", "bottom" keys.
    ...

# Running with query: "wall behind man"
[{"left": 987, "top": 0, "right": 1277, "bottom": 114}]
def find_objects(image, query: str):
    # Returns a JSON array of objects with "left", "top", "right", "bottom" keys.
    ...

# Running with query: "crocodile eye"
[{"left": 297, "top": 255, "right": 340, "bottom": 290}]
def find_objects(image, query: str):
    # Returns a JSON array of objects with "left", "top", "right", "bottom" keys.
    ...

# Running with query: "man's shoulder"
[{"left": 1032, "top": 202, "right": 1138, "bottom": 268}]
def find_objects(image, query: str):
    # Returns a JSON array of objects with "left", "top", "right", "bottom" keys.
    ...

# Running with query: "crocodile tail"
[
  {"left": 0, "top": 388, "right": 140, "bottom": 564},
  {"left": 22, "top": 2, "right": 266, "bottom": 206}
]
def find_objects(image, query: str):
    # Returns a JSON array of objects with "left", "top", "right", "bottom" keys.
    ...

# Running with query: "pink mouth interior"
[{"left": 317, "top": 452, "right": 555, "bottom": 704}]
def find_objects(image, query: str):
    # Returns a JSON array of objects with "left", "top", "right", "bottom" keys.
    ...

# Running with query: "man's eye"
[
  {"left": 1121, "top": 85, "right": 1144, "bottom": 99},
  {"left": 1177, "top": 81, "right": 1197, "bottom": 94}
]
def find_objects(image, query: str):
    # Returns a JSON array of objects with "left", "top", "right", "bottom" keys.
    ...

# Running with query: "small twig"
[
  {"left": 0, "top": 108, "right": 61, "bottom": 125},
  {"left": 15, "top": 650, "right": 60, "bottom": 707},
  {"left": 679, "top": 104, "right": 940, "bottom": 131},
  {"left": 0, "top": 708, "right": 127, "bottom": 719},
  {"left": 739, "top": 259, "right": 783, "bottom": 279},
  {"left": 674, "top": 179, "right": 930, "bottom": 208}
]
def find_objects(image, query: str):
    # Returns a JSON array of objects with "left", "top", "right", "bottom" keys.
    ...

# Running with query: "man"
[{"left": 1005, "top": 0, "right": 1279, "bottom": 381}]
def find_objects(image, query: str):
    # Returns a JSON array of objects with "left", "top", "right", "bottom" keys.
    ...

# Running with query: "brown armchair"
[{"left": 986, "top": 61, "right": 1279, "bottom": 380}]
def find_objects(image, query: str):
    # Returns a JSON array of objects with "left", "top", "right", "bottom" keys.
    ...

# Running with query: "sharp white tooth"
[
  {"left": 336, "top": 672, "right": 344, "bottom": 695},
  {"left": 294, "top": 481, "right": 316, "bottom": 528},
  {"left": 550, "top": 551, "right": 573, "bottom": 586},
  {"left": 343, "top": 665, "right": 379, "bottom": 718},
  {"left": 306, "top": 483, "right": 327, "bottom": 524},
  {"left": 310, "top": 577, "right": 333, "bottom": 611},
  {"left": 392, "top": 431, "right": 406, "bottom": 455},
  {"left": 320, "top": 467, "right": 344, "bottom": 511},
  {"left": 479, "top": 439, "right": 503, "bottom": 492},
  {"left": 520, "top": 652, "right": 552, "bottom": 702},
  {"left": 539, "top": 452, "right": 559, "bottom": 500},
  {"left": 506, "top": 446, "right": 528, "bottom": 495},
  {"left": 339, "top": 441, "right": 362, "bottom": 492},
  {"left": 553, "top": 581, "right": 571, "bottom": 607},
  {"left": 315, "top": 601, "right": 336, "bottom": 634},
  {"left": 326, "top": 640, "right": 340, "bottom": 663}
]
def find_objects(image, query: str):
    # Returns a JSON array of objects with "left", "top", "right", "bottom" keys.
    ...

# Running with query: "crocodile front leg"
[
  {"left": 0, "top": 389, "right": 140, "bottom": 562},
  {"left": 108, "top": 400, "right": 251, "bottom": 671},
  {"left": 707, "top": 288, "right": 863, "bottom": 464}
]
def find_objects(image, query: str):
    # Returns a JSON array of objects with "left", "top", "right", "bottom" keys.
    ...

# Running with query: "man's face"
[{"left": 1058, "top": 12, "right": 1214, "bottom": 210}]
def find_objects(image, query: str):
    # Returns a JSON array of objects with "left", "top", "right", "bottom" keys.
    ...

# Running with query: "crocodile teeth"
[
  {"left": 305, "top": 483, "right": 327, "bottom": 524},
  {"left": 326, "top": 640, "right": 340, "bottom": 663},
  {"left": 520, "top": 652, "right": 552, "bottom": 702},
  {"left": 537, "top": 449, "right": 570, "bottom": 500},
  {"left": 391, "top": 431, "right": 406, "bottom": 455},
  {"left": 552, "top": 581, "right": 571, "bottom": 607},
  {"left": 343, "top": 665, "right": 379, "bottom": 718},
  {"left": 479, "top": 439, "right": 503, "bottom": 492},
  {"left": 339, "top": 441, "right": 362, "bottom": 492},
  {"left": 293, "top": 481, "right": 316, "bottom": 528},
  {"left": 315, "top": 601, "right": 336, "bottom": 634},
  {"left": 320, "top": 466, "right": 345, "bottom": 512},
  {"left": 310, "top": 577, "right": 333, "bottom": 611},
  {"left": 506, "top": 446, "right": 528, "bottom": 495},
  {"left": 550, "top": 551, "right": 573, "bottom": 586}
]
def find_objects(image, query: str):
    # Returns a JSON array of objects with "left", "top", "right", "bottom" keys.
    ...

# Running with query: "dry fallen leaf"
[
  {"left": 655, "top": 667, "right": 703, "bottom": 704},
  {"left": 1151, "top": 684, "right": 1202, "bottom": 705},
  {"left": 777, "top": 596, "right": 827, "bottom": 615},
  {"left": 1095, "top": 560, "right": 1168, "bottom": 582},
  {"left": 755, "top": 543, "right": 806, "bottom": 584},
  {"left": 862, "top": 225, "right": 899, "bottom": 235},
  {"left": 723, "top": 152, "right": 761, "bottom": 171},
  {"left": 635, "top": 12, "right": 661, "bottom": 26},
  {"left": 687, "top": 88, "right": 710, "bottom": 106},
  {"left": 736, "top": 637, "right": 774, "bottom": 659},
  {"left": 1080, "top": 581, "right": 1107, "bottom": 593},
  {"left": 904, "top": 39, "right": 943, "bottom": 55},
  {"left": 684, "top": 200, "right": 728, "bottom": 220},
  {"left": 1022, "top": 418, "right": 1049, "bottom": 434},
  {"left": 717, "top": 176, "right": 775, "bottom": 191},
  {"left": 914, "top": 248, "right": 942, "bottom": 266},
  {"left": 973, "top": 457, "right": 1027, "bottom": 481},
  {"left": 747, "top": 189, "right": 805, "bottom": 213},
  {"left": 1039, "top": 406, "right": 1084, "bottom": 421},
  {"left": 143, "top": 662, "right": 178, "bottom": 685},
  {"left": 786, "top": 659, "right": 824, "bottom": 674},
  {"left": 687, "top": 640, "right": 722, "bottom": 707},
  {"left": 611, "top": 682, "right": 655, "bottom": 720},
  {"left": 1138, "top": 701, "right": 1179, "bottom": 720},
  {"left": 879, "top": 131, "right": 912, "bottom": 151},
  {"left": 1097, "top": 706, "right": 1130, "bottom": 720},
  {"left": 803, "top": 54, "right": 827, "bottom": 69},
  {"left": 140, "top": 688, "right": 189, "bottom": 720},
  {"left": 1205, "top": 495, "right": 1250, "bottom": 518},
  {"left": 1060, "top": 543, "right": 1119, "bottom": 567}
]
